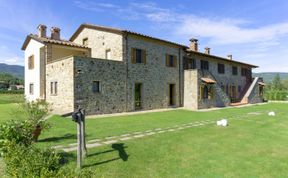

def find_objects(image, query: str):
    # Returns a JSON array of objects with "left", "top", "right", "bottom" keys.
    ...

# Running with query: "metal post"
[{"left": 77, "top": 118, "right": 82, "bottom": 169}]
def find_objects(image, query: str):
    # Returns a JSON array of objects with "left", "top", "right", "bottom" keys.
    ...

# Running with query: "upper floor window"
[
  {"left": 232, "top": 66, "right": 238, "bottom": 75},
  {"left": 82, "top": 38, "right": 88, "bottom": 46},
  {"left": 166, "top": 54, "right": 177, "bottom": 67},
  {"left": 92, "top": 81, "right": 100, "bottom": 93},
  {"left": 218, "top": 63, "right": 225, "bottom": 74},
  {"left": 29, "top": 83, "right": 34, "bottom": 95},
  {"left": 241, "top": 68, "right": 249, "bottom": 76},
  {"left": 28, "top": 55, "right": 34, "bottom": 70},
  {"left": 200, "top": 60, "right": 209, "bottom": 70},
  {"left": 131, "top": 48, "right": 146, "bottom": 64},
  {"left": 105, "top": 49, "right": 111, "bottom": 59},
  {"left": 184, "top": 58, "right": 196, "bottom": 69}
]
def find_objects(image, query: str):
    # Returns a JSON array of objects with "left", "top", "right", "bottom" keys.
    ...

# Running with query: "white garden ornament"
[
  {"left": 268, "top": 111, "right": 275, "bottom": 116},
  {"left": 216, "top": 119, "right": 228, "bottom": 127}
]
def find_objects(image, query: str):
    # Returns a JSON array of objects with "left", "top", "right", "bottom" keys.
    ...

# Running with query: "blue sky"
[{"left": 0, "top": 0, "right": 287, "bottom": 72}]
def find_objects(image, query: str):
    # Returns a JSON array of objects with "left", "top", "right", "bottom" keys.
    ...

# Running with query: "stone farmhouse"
[{"left": 22, "top": 24, "right": 265, "bottom": 115}]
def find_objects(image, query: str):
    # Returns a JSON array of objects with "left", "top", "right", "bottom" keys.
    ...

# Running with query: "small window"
[
  {"left": 28, "top": 55, "right": 34, "bottom": 69},
  {"left": 166, "top": 54, "right": 177, "bottom": 67},
  {"left": 238, "top": 85, "right": 241, "bottom": 93},
  {"left": 241, "top": 68, "right": 248, "bottom": 76},
  {"left": 200, "top": 60, "right": 209, "bottom": 70},
  {"left": 105, "top": 49, "right": 111, "bottom": 59},
  {"left": 50, "top": 81, "right": 58, "bottom": 95},
  {"left": 92, "top": 81, "right": 100, "bottom": 93},
  {"left": 82, "top": 38, "right": 88, "bottom": 46},
  {"left": 131, "top": 48, "right": 146, "bottom": 64},
  {"left": 218, "top": 63, "right": 225, "bottom": 74},
  {"left": 232, "top": 66, "right": 238, "bottom": 75},
  {"left": 29, "top": 83, "right": 34, "bottom": 95}
]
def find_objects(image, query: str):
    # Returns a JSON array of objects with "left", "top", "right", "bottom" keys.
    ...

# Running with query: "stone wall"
[
  {"left": 73, "top": 56, "right": 127, "bottom": 114},
  {"left": 125, "top": 35, "right": 184, "bottom": 111},
  {"left": 72, "top": 28, "right": 124, "bottom": 61},
  {"left": 45, "top": 57, "right": 74, "bottom": 114},
  {"left": 183, "top": 70, "right": 198, "bottom": 109}
]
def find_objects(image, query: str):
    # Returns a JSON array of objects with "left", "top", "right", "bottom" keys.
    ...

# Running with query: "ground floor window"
[
  {"left": 29, "top": 83, "right": 34, "bottom": 95},
  {"left": 92, "top": 81, "right": 100, "bottom": 93},
  {"left": 50, "top": 81, "right": 58, "bottom": 95}
]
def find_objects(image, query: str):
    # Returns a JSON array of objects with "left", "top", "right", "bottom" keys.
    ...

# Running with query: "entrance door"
[
  {"left": 230, "top": 85, "right": 237, "bottom": 102},
  {"left": 169, "top": 84, "right": 176, "bottom": 106},
  {"left": 135, "top": 83, "right": 142, "bottom": 109}
]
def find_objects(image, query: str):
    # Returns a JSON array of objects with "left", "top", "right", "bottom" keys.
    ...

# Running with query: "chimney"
[
  {"left": 51, "top": 27, "right": 61, "bottom": 40},
  {"left": 37, "top": 24, "right": 47, "bottom": 38},
  {"left": 204, "top": 47, "right": 210, "bottom": 55},
  {"left": 189, "top": 38, "right": 198, "bottom": 51},
  {"left": 227, "top": 54, "right": 232, "bottom": 60}
]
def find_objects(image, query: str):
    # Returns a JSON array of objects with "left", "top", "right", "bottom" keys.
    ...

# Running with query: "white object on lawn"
[
  {"left": 216, "top": 119, "right": 228, "bottom": 127},
  {"left": 268, "top": 111, "right": 275, "bottom": 116}
]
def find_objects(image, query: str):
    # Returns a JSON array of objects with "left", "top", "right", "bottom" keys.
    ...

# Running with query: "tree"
[{"left": 271, "top": 74, "right": 283, "bottom": 90}]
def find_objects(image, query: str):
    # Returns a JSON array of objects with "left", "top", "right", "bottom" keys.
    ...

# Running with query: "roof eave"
[{"left": 186, "top": 50, "right": 258, "bottom": 68}]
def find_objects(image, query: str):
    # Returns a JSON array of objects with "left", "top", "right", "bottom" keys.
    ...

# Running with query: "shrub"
[
  {"left": 0, "top": 120, "right": 33, "bottom": 156},
  {"left": 0, "top": 90, "right": 24, "bottom": 94},
  {"left": 3, "top": 142, "right": 60, "bottom": 178}
]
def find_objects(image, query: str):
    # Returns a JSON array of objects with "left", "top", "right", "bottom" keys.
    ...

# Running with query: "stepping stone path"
[{"left": 55, "top": 111, "right": 265, "bottom": 152}]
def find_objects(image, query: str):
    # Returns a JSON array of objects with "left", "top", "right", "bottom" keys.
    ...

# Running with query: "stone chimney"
[
  {"left": 204, "top": 47, "right": 210, "bottom": 55},
  {"left": 50, "top": 27, "right": 61, "bottom": 40},
  {"left": 37, "top": 24, "right": 47, "bottom": 38},
  {"left": 227, "top": 54, "right": 232, "bottom": 60},
  {"left": 189, "top": 38, "right": 198, "bottom": 52}
]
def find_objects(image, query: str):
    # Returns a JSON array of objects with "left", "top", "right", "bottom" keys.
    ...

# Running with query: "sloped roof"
[
  {"left": 186, "top": 49, "right": 258, "bottom": 68},
  {"left": 21, "top": 34, "right": 89, "bottom": 50},
  {"left": 201, "top": 77, "right": 216, "bottom": 84},
  {"left": 69, "top": 23, "right": 186, "bottom": 48}
]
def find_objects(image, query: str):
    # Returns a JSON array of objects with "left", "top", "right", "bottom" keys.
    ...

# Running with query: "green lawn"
[
  {"left": 0, "top": 94, "right": 24, "bottom": 104},
  {"left": 1, "top": 99, "right": 288, "bottom": 177}
]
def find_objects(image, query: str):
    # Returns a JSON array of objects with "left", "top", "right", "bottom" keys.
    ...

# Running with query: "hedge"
[
  {"left": 0, "top": 90, "right": 24, "bottom": 94},
  {"left": 264, "top": 90, "right": 288, "bottom": 101}
]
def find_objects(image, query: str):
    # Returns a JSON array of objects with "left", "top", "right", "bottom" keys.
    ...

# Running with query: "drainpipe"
[
  {"left": 178, "top": 48, "right": 182, "bottom": 107},
  {"left": 125, "top": 33, "right": 129, "bottom": 112}
]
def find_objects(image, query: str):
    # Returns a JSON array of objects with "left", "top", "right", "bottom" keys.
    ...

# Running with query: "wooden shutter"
[
  {"left": 142, "top": 49, "right": 146, "bottom": 64},
  {"left": 200, "top": 85, "right": 204, "bottom": 100},
  {"left": 131, "top": 48, "right": 136, "bottom": 64},
  {"left": 173, "top": 55, "right": 177, "bottom": 67},
  {"left": 165, "top": 54, "right": 169, "bottom": 66}
]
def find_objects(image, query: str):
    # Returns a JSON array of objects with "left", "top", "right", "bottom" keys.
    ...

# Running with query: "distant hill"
[
  {"left": 253, "top": 72, "right": 288, "bottom": 83},
  {"left": 0, "top": 63, "right": 24, "bottom": 79}
]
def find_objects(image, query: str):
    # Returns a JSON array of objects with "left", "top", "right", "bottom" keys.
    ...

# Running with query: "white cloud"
[{"left": 0, "top": 45, "right": 23, "bottom": 66}]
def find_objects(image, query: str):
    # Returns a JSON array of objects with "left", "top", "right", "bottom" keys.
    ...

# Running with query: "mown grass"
[
  {"left": 0, "top": 94, "right": 24, "bottom": 104},
  {"left": 1, "top": 94, "right": 288, "bottom": 177},
  {"left": 60, "top": 104, "right": 288, "bottom": 177}
]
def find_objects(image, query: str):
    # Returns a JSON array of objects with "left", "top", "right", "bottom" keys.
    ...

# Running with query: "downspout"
[
  {"left": 124, "top": 33, "right": 129, "bottom": 112},
  {"left": 178, "top": 48, "right": 182, "bottom": 107}
]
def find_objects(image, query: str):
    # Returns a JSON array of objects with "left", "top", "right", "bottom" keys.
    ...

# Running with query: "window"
[
  {"left": 29, "top": 83, "right": 34, "bottom": 95},
  {"left": 50, "top": 81, "right": 58, "bottom": 95},
  {"left": 218, "top": 63, "right": 225, "bottom": 74},
  {"left": 82, "top": 38, "right": 88, "bottom": 46},
  {"left": 232, "top": 66, "right": 238, "bottom": 75},
  {"left": 241, "top": 68, "right": 248, "bottom": 76},
  {"left": 28, "top": 55, "right": 34, "bottom": 69},
  {"left": 131, "top": 48, "right": 146, "bottom": 64},
  {"left": 184, "top": 58, "right": 196, "bottom": 69},
  {"left": 166, "top": 54, "right": 177, "bottom": 67},
  {"left": 200, "top": 60, "right": 209, "bottom": 70},
  {"left": 92, "top": 81, "right": 100, "bottom": 93},
  {"left": 238, "top": 85, "right": 241, "bottom": 93},
  {"left": 105, "top": 49, "right": 111, "bottom": 59}
]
